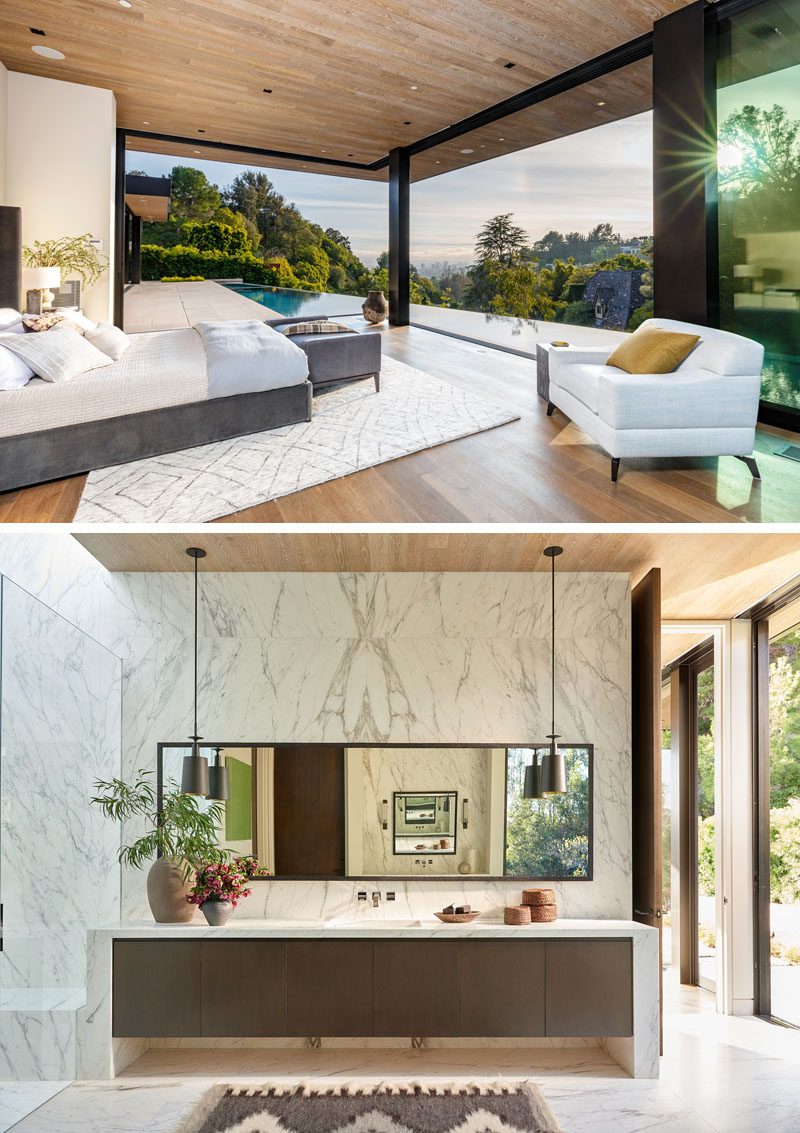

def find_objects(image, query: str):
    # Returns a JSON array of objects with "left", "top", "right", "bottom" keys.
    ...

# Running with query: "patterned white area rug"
[{"left": 74, "top": 357, "right": 518, "bottom": 523}]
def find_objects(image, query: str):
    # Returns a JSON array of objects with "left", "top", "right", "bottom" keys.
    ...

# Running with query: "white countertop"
[{"left": 94, "top": 917, "right": 655, "bottom": 939}]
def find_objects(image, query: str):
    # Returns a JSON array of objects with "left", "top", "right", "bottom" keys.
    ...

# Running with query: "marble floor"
[{"left": 6, "top": 974, "right": 800, "bottom": 1132}]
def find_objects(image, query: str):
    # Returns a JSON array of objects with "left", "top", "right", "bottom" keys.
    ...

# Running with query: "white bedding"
[
  {"left": 0, "top": 323, "right": 310, "bottom": 439},
  {"left": 194, "top": 319, "right": 309, "bottom": 397}
]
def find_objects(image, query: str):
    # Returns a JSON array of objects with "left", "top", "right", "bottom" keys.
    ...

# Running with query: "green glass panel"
[{"left": 717, "top": 0, "right": 800, "bottom": 416}]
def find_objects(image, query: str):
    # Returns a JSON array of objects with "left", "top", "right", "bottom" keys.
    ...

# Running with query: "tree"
[
  {"left": 169, "top": 165, "right": 221, "bottom": 222},
  {"left": 505, "top": 748, "right": 590, "bottom": 878},
  {"left": 325, "top": 227, "right": 351, "bottom": 251},
  {"left": 475, "top": 213, "right": 528, "bottom": 266},
  {"left": 719, "top": 104, "right": 800, "bottom": 195}
]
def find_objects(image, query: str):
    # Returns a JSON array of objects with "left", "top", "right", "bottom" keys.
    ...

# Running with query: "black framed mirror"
[{"left": 157, "top": 742, "right": 593, "bottom": 882}]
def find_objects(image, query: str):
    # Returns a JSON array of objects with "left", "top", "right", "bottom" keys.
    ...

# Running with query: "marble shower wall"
[
  {"left": 0, "top": 578, "right": 122, "bottom": 992},
  {"left": 116, "top": 571, "right": 631, "bottom": 921}
]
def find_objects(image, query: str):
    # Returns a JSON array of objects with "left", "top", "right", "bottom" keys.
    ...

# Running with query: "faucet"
[{"left": 371, "top": 891, "right": 381, "bottom": 908}]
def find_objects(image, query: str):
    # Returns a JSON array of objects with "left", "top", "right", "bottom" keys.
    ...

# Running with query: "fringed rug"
[
  {"left": 175, "top": 1080, "right": 562, "bottom": 1133},
  {"left": 73, "top": 358, "right": 518, "bottom": 523}
]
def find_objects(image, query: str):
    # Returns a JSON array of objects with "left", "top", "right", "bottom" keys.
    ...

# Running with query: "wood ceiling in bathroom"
[
  {"left": 0, "top": 0, "right": 681, "bottom": 180},
  {"left": 74, "top": 532, "right": 800, "bottom": 625}
]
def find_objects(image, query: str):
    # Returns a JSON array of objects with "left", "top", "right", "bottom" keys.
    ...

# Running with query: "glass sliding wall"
[
  {"left": 763, "top": 606, "right": 800, "bottom": 1025},
  {"left": 409, "top": 57, "right": 654, "bottom": 355},
  {"left": 717, "top": 0, "right": 800, "bottom": 424}
]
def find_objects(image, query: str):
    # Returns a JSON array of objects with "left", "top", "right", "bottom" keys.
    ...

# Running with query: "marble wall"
[
  {"left": 114, "top": 570, "right": 631, "bottom": 921},
  {"left": 0, "top": 573, "right": 122, "bottom": 1081}
]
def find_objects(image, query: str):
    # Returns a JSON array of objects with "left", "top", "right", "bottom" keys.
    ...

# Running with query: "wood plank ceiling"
[
  {"left": 74, "top": 532, "right": 800, "bottom": 633},
  {"left": 0, "top": 0, "right": 685, "bottom": 180}
]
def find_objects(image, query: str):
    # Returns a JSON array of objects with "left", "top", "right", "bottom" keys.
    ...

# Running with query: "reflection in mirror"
[
  {"left": 393, "top": 792, "right": 457, "bottom": 855},
  {"left": 505, "top": 746, "right": 592, "bottom": 878},
  {"left": 157, "top": 743, "right": 592, "bottom": 881}
]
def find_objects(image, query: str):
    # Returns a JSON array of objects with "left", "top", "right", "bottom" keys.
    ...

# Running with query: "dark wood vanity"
[{"left": 112, "top": 937, "right": 633, "bottom": 1039}]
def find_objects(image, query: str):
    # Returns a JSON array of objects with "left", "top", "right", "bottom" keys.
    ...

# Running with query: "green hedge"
[{"left": 140, "top": 245, "right": 310, "bottom": 288}]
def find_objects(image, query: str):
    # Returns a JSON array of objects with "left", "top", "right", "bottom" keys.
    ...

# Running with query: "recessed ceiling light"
[
  {"left": 29, "top": 27, "right": 46, "bottom": 35},
  {"left": 503, "top": 61, "right": 516, "bottom": 69},
  {"left": 435, "top": 160, "right": 441, "bottom": 164},
  {"left": 119, "top": 0, "right": 133, "bottom": 7},
  {"left": 198, "top": 128, "right": 205, "bottom": 133},
  {"left": 460, "top": 148, "right": 474, "bottom": 154},
  {"left": 142, "top": 120, "right": 149, "bottom": 125},
  {"left": 410, "top": 84, "right": 418, "bottom": 90},
  {"left": 596, "top": 100, "right": 606, "bottom": 106},
  {"left": 193, "top": 149, "right": 201, "bottom": 154},
  {"left": 499, "top": 136, "right": 505, "bottom": 141},
  {"left": 32, "top": 44, "right": 65, "bottom": 59},
  {"left": 403, "top": 120, "right": 411, "bottom": 125}
]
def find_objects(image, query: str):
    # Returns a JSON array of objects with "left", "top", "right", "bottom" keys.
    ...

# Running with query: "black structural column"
[
  {"left": 113, "top": 128, "right": 127, "bottom": 328},
  {"left": 130, "top": 212, "right": 143, "bottom": 285},
  {"left": 388, "top": 147, "right": 410, "bottom": 326},
  {"left": 652, "top": 0, "right": 718, "bottom": 326}
]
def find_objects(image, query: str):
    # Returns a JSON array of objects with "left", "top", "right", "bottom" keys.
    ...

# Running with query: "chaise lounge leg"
[
  {"left": 374, "top": 372, "right": 380, "bottom": 392},
  {"left": 546, "top": 402, "right": 555, "bottom": 417},
  {"left": 735, "top": 454, "right": 761, "bottom": 480},
  {"left": 611, "top": 457, "right": 620, "bottom": 483}
]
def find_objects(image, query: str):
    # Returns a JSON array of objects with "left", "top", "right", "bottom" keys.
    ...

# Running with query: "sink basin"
[{"left": 326, "top": 918, "right": 426, "bottom": 930}]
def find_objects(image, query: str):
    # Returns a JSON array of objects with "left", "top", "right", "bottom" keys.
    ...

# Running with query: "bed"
[{"left": 0, "top": 322, "right": 312, "bottom": 493}]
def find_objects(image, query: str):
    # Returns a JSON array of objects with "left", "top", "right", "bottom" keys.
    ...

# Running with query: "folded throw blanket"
[
  {"left": 279, "top": 321, "right": 354, "bottom": 336},
  {"left": 194, "top": 320, "right": 309, "bottom": 399}
]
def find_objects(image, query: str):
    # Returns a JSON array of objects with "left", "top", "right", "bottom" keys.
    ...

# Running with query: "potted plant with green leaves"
[
  {"left": 187, "top": 856, "right": 258, "bottom": 926},
  {"left": 91, "top": 770, "right": 228, "bottom": 924},
  {"left": 23, "top": 232, "right": 108, "bottom": 309}
]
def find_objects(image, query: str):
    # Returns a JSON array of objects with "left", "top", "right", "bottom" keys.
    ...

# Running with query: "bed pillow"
[
  {"left": 1, "top": 324, "right": 113, "bottom": 383},
  {"left": 86, "top": 321, "right": 131, "bottom": 360},
  {"left": 59, "top": 308, "right": 98, "bottom": 333},
  {"left": 0, "top": 338, "right": 35, "bottom": 390},
  {"left": 0, "top": 308, "right": 22, "bottom": 332}
]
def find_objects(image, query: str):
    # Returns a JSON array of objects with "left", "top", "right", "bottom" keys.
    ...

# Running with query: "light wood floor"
[{"left": 3, "top": 321, "right": 800, "bottom": 524}]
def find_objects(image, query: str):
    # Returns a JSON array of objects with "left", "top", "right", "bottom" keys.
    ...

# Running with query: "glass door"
[
  {"left": 717, "top": 0, "right": 800, "bottom": 427},
  {"left": 759, "top": 605, "right": 800, "bottom": 1025},
  {"left": 694, "top": 661, "right": 717, "bottom": 993}
]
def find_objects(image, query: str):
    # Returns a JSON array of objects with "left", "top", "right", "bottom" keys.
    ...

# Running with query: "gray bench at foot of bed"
[{"left": 0, "top": 380, "right": 312, "bottom": 494}]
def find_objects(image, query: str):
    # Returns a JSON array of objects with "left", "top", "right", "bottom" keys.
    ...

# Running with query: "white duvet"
[{"left": 194, "top": 319, "right": 309, "bottom": 398}]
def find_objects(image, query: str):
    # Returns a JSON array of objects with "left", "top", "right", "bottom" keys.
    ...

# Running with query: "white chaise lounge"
[{"left": 546, "top": 317, "right": 764, "bottom": 482}]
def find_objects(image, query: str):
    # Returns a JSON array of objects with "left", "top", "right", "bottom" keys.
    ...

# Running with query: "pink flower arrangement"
[{"left": 187, "top": 856, "right": 258, "bottom": 907}]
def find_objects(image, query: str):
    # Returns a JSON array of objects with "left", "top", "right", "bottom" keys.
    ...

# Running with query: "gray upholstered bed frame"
[{"left": 0, "top": 380, "right": 312, "bottom": 493}]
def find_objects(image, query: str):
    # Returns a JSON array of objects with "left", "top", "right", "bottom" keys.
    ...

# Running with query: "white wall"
[
  {"left": 0, "top": 61, "right": 8, "bottom": 203},
  {"left": 5, "top": 72, "right": 115, "bottom": 321}
]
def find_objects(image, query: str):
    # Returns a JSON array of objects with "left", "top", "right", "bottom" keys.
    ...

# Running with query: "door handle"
[{"left": 634, "top": 908, "right": 662, "bottom": 919}]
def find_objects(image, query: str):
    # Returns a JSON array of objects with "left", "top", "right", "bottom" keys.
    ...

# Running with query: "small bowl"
[{"left": 434, "top": 910, "right": 481, "bottom": 924}]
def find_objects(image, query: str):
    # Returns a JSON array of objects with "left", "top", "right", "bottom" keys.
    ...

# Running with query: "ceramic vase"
[
  {"left": 362, "top": 290, "right": 388, "bottom": 324},
  {"left": 201, "top": 899, "right": 233, "bottom": 926},
  {"left": 146, "top": 857, "right": 195, "bottom": 923}
]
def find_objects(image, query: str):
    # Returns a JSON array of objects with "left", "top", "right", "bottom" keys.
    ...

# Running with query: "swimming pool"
[{"left": 226, "top": 284, "right": 365, "bottom": 319}]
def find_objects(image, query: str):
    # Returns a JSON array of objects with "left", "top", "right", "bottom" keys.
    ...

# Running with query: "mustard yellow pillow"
[{"left": 606, "top": 325, "right": 700, "bottom": 374}]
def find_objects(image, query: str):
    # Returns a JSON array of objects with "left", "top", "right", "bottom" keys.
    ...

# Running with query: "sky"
[{"left": 130, "top": 111, "right": 654, "bottom": 271}]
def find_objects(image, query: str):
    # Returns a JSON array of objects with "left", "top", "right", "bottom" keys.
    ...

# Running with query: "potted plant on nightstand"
[
  {"left": 22, "top": 232, "right": 107, "bottom": 312},
  {"left": 187, "top": 856, "right": 258, "bottom": 926},
  {"left": 91, "top": 770, "right": 228, "bottom": 924}
]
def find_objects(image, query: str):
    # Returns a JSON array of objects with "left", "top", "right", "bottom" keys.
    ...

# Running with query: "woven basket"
[
  {"left": 522, "top": 888, "right": 556, "bottom": 907},
  {"left": 504, "top": 905, "right": 532, "bottom": 925},
  {"left": 529, "top": 904, "right": 557, "bottom": 923}
]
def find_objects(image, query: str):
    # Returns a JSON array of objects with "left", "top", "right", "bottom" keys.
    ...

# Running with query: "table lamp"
[{"left": 24, "top": 266, "right": 61, "bottom": 313}]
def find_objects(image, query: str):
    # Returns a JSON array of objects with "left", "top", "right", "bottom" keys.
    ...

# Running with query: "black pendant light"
[
  {"left": 540, "top": 545, "right": 567, "bottom": 796},
  {"left": 522, "top": 750, "right": 543, "bottom": 799},
  {"left": 208, "top": 746, "right": 230, "bottom": 802},
  {"left": 180, "top": 547, "right": 210, "bottom": 797}
]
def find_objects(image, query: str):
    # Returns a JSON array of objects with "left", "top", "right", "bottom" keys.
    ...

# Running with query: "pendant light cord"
[
  {"left": 192, "top": 551, "right": 199, "bottom": 742},
  {"left": 550, "top": 551, "right": 555, "bottom": 738}
]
